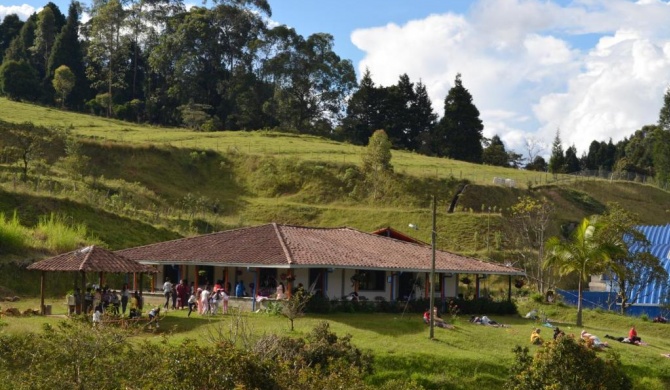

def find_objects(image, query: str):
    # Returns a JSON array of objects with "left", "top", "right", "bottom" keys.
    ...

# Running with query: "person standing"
[
  {"left": 276, "top": 282, "right": 285, "bottom": 299},
  {"left": 200, "top": 286, "right": 211, "bottom": 315},
  {"left": 171, "top": 284, "right": 178, "bottom": 310},
  {"left": 121, "top": 284, "right": 130, "bottom": 316},
  {"left": 176, "top": 279, "right": 188, "bottom": 309},
  {"left": 235, "top": 281, "right": 246, "bottom": 297},
  {"left": 162, "top": 278, "right": 173, "bottom": 310},
  {"left": 187, "top": 291, "right": 197, "bottom": 317}
]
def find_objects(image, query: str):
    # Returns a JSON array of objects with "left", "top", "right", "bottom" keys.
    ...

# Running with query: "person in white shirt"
[
  {"left": 162, "top": 278, "right": 173, "bottom": 310},
  {"left": 92, "top": 308, "right": 102, "bottom": 327},
  {"left": 200, "top": 286, "right": 211, "bottom": 315}
]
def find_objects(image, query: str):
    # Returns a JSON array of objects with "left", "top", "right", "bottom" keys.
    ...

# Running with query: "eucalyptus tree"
[
  {"left": 31, "top": 6, "right": 57, "bottom": 79},
  {"left": 262, "top": 26, "right": 356, "bottom": 134},
  {"left": 48, "top": 1, "right": 88, "bottom": 109},
  {"left": 86, "top": 0, "right": 127, "bottom": 117},
  {"left": 545, "top": 218, "right": 614, "bottom": 327},
  {"left": 149, "top": 2, "right": 269, "bottom": 125}
]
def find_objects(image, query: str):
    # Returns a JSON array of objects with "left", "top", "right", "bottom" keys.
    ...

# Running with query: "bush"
[
  {"left": 306, "top": 293, "right": 331, "bottom": 313},
  {"left": 0, "top": 211, "right": 30, "bottom": 255},
  {"left": 505, "top": 336, "right": 632, "bottom": 390},
  {"left": 530, "top": 292, "right": 544, "bottom": 303}
]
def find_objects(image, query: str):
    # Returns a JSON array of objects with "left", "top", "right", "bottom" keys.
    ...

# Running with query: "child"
[
  {"left": 187, "top": 291, "right": 197, "bottom": 317},
  {"left": 92, "top": 307, "right": 102, "bottom": 327},
  {"left": 148, "top": 307, "right": 160, "bottom": 329}
]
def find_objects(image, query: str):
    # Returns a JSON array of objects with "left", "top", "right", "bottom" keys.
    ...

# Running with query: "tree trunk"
[{"left": 576, "top": 277, "right": 583, "bottom": 327}]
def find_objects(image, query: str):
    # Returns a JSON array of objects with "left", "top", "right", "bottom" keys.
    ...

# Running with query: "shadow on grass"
[
  {"left": 369, "top": 354, "right": 511, "bottom": 390},
  {"left": 313, "top": 313, "right": 427, "bottom": 336}
]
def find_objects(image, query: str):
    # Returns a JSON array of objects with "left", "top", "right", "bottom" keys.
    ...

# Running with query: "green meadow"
[{"left": 1, "top": 296, "right": 669, "bottom": 389}]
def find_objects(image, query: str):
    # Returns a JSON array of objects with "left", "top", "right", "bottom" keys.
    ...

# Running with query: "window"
[{"left": 357, "top": 270, "right": 386, "bottom": 291}]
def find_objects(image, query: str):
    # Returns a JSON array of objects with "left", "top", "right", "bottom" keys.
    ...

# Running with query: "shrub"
[
  {"left": 505, "top": 336, "right": 632, "bottom": 390},
  {"left": 530, "top": 292, "right": 544, "bottom": 303},
  {"left": 34, "top": 213, "right": 91, "bottom": 253},
  {"left": 306, "top": 293, "right": 331, "bottom": 314},
  {"left": 0, "top": 211, "right": 30, "bottom": 255}
]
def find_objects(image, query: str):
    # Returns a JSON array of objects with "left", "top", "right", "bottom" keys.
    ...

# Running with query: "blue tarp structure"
[{"left": 557, "top": 224, "right": 670, "bottom": 318}]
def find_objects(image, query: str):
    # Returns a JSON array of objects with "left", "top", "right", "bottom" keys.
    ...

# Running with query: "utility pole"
[{"left": 430, "top": 195, "right": 436, "bottom": 339}]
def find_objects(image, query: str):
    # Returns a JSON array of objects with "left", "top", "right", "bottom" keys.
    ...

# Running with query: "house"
[{"left": 117, "top": 223, "right": 524, "bottom": 303}]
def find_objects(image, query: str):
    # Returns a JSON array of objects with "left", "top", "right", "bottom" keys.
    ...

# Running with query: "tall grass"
[
  {"left": 0, "top": 211, "right": 30, "bottom": 255},
  {"left": 34, "top": 213, "right": 92, "bottom": 253}
]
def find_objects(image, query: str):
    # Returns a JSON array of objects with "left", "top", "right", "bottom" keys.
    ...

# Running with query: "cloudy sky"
[{"left": 4, "top": 0, "right": 670, "bottom": 156}]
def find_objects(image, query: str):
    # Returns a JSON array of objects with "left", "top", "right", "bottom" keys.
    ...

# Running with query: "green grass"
[
  {"left": 0, "top": 97, "right": 566, "bottom": 186},
  {"left": 2, "top": 296, "right": 669, "bottom": 389}
]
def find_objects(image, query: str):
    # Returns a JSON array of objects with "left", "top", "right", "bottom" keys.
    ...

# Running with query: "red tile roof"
[
  {"left": 118, "top": 224, "right": 523, "bottom": 275},
  {"left": 27, "top": 245, "right": 157, "bottom": 273}
]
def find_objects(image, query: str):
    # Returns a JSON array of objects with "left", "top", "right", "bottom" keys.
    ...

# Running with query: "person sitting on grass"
[
  {"left": 628, "top": 326, "right": 641, "bottom": 343},
  {"left": 425, "top": 307, "right": 454, "bottom": 329},
  {"left": 530, "top": 328, "right": 543, "bottom": 345},
  {"left": 553, "top": 327, "right": 565, "bottom": 340},
  {"left": 580, "top": 330, "right": 609, "bottom": 348}
]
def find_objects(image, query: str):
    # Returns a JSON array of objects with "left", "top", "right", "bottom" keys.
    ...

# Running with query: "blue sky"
[{"left": 3, "top": 0, "right": 670, "bottom": 157}]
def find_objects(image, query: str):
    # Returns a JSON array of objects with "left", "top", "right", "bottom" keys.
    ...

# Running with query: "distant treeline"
[{"left": 1, "top": 0, "right": 670, "bottom": 183}]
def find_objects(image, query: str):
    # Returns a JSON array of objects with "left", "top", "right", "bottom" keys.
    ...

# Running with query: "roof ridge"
[
  {"left": 274, "top": 223, "right": 294, "bottom": 265},
  {"left": 80, "top": 245, "right": 96, "bottom": 271}
]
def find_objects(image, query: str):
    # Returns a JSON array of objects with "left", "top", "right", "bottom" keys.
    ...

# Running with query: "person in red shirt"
[{"left": 629, "top": 326, "right": 641, "bottom": 343}]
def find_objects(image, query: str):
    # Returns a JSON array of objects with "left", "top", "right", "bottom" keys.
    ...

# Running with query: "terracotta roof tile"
[
  {"left": 118, "top": 224, "right": 523, "bottom": 275},
  {"left": 27, "top": 245, "right": 157, "bottom": 273}
]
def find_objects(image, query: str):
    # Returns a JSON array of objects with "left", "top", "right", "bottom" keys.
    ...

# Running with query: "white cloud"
[
  {"left": 0, "top": 4, "right": 37, "bottom": 20},
  {"left": 351, "top": 0, "right": 670, "bottom": 155}
]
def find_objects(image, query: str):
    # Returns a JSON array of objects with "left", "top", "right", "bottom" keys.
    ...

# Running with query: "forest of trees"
[{"left": 2, "top": 0, "right": 670, "bottom": 183}]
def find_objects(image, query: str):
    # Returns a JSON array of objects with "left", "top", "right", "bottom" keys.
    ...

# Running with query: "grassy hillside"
[{"left": 0, "top": 97, "right": 669, "bottom": 258}]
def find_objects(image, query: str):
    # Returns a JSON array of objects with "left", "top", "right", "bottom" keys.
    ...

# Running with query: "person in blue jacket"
[{"left": 235, "top": 280, "right": 246, "bottom": 297}]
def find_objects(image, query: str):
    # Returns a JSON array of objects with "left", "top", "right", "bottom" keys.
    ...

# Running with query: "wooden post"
[
  {"left": 194, "top": 265, "right": 199, "bottom": 291},
  {"left": 224, "top": 268, "right": 229, "bottom": 292},
  {"left": 81, "top": 271, "right": 87, "bottom": 314},
  {"left": 475, "top": 275, "right": 480, "bottom": 298},
  {"left": 40, "top": 271, "right": 45, "bottom": 315},
  {"left": 508, "top": 275, "right": 512, "bottom": 302},
  {"left": 99, "top": 272, "right": 103, "bottom": 287},
  {"left": 133, "top": 272, "right": 137, "bottom": 291}
]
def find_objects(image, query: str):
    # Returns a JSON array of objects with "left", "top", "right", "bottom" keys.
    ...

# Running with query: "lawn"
[{"left": 2, "top": 296, "right": 670, "bottom": 389}]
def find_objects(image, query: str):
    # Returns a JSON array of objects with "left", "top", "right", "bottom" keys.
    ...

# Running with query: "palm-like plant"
[{"left": 544, "top": 218, "right": 614, "bottom": 327}]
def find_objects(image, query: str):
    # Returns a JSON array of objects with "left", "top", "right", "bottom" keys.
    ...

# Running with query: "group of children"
[{"left": 187, "top": 282, "right": 230, "bottom": 317}]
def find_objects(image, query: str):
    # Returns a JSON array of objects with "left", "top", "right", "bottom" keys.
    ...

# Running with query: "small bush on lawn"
[{"left": 505, "top": 336, "right": 632, "bottom": 390}]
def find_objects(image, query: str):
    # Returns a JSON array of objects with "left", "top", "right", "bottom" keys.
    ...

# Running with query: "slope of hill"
[{"left": 1, "top": 97, "right": 669, "bottom": 256}]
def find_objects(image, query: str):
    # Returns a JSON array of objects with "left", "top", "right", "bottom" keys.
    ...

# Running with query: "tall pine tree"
[
  {"left": 431, "top": 74, "right": 484, "bottom": 162},
  {"left": 341, "top": 68, "right": 383, "bottom": 145},
  {"left": 548, "top": 129, "right": 566, "bottom": 174}
]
